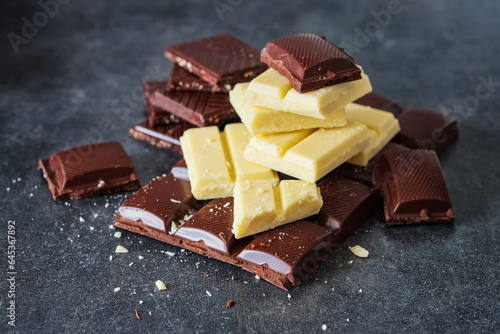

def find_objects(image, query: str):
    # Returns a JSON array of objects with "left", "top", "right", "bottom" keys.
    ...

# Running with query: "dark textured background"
[{"left": 1, "top": 1, "right": 499, "bottom": 333}]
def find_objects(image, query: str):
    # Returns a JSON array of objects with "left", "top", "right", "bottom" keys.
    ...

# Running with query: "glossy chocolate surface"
[
  {"left": 165, "top": 34, "right": 266, "bottom": 86},
  {"left": 261, "top": 33, "right": 361, "bottom": 93},
  {"left": 373, "top": 149, "right": 455, "bottom": 225}
]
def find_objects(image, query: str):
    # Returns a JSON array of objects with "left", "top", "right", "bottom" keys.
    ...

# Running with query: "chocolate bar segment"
[
  {"left": 372, "top": 149, "right": 455, "bottom": 225},
  {"left": 143, "top": 81, "right": 183, "bottom": 127},
  {"left": 38, "top": 142, "right": 140, "bottom": 200},
  {"left": 115, "top": 160, "right": 380, "bottom": 290},
  {"left": 236, "top": 221, "right": 333, "bottom": 290},
  {"left": 396, "top": 106, "right": 459, "bottom": 154},
  {"left": 314, "top": 175, "right": 380, "bottom": 243},
  {"left": 129, "top": 120, "right": 194, "bottom": 153},
  {"left": 167, "top": 64, "right": 231, "bottom": 93},
  {"left": 165, "top": 34, "right": 266, "bottom": 86},
  {"left": 261, "top": 33, "right": 361, "bottom": 93},
  {"left": 354, "top": 92, "right": 403, "bottom": 117},
  {"left": 146, "top": 80, "right": 238, "bottom": 127}
]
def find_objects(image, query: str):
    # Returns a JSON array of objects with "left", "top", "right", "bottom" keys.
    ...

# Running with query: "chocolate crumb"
[{"left": 226, "top": 300, "right": 235, "bottom": 308}]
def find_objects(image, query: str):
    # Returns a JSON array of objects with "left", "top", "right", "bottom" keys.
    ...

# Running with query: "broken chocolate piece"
[
  {"left": 396, "top": 106, "right": 459, "bottom": 154},
  {"left": 261, "top": 33, "right": 361, "bottom": 93},
  {"left": 167, "top": 64, "right": 232, "bottom": 93},
  {"left": 38, "top": 142, "right": 140, "bottom": 200},
  {"left": 372, "top": 149, "right": 455, "bottom": 225},
  {"left": 165, "top": 34, "right": 266, "bottom": 86},
  {"left": 143, "top": 81, "right": 184, "bottom": 127}
]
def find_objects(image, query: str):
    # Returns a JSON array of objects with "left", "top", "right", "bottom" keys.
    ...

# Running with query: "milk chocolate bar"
[
  {"left": 396, "top": 106, "right": 459, "bottom": 154},
  {"left": 115, "top": 168, "right": 378, "bottom": 290},
  {"left": 372, "top": 149, "right": 455, "bottom": 225},
  {"left": 143, "top": 81, "right": 184, "bottom": 127},
  {"left": 38, "top": 142, "right": 140, "bottom": 200},
  {"left": 166, "top": 64, "right": 232, "bottom": 93},
  {"left": 165, "top": 34, "right": 266, "bottom": 86},
  {"left": 260, "top": 33, "right": 362, "bottom": 93},
  {"left": 145, "top": 80, "right": 238, "bottom": 127},
  {"left": 129, "top": 120, "right": 194, "bottom": 153},
  {"left": 354, "top": 92, "right": 403, "bottom": 117}
]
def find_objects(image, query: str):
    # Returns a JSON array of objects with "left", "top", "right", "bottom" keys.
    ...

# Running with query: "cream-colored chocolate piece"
[
  {"left": 232, "top": 179, "right": 323, "bottom": 239},
  {"left": 245, "top": 67, "right": 372, "bottom": 119},
  {"left": 230, "top": 83, "right": 347, "bottom": 135},
  {"left": 345, "top": 103, "right": 401, "bottom": 166},
  {"left": 244, "top": 121, "right": 372, "bottom": 183},
  {"left": 180, "top": 123, "right": 278, "bottom": 200}
]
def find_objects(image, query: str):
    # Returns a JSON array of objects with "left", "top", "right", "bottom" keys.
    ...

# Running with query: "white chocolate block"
[
  {"left": 230, "top": 83, "right": 346, "bottom": 135},
  {"left": 345, "top": 103, "right": 401, "bottom": 166},
  {"left": 233, "top": 179, "right": 322, "bottom": 239},
  {"left": 180, "top": 123, "right": 278, "bottom": 199},
  {"left": 244, "top": 121, "right": 372, "bottom": 182},
  {"left": 245, "top": 67, "right": 372, "bottom": 119}
]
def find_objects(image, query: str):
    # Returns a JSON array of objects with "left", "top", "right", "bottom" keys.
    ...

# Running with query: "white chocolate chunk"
[
  {"left": 230, "top": 83, "right": 347, "bottom": 135},
  {"left": 350, "top": 245, "right": 369, "bottom": 258}
]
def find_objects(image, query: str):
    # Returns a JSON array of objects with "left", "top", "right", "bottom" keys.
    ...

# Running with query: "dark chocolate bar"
[
  {"left": 372, "top": 149, "right": 455, "bottom": 225},
  {"left": 38, "top": 142, "right": 140, "bottom": 200},
  {"left": 115, "top": 167, "right": 379, "bottom": 290},
  {"left": 166, "top": 64, "right": 232, "bottom": 93},
  {"left": 354, "top": 92, "right": 403, "bottom": 117},
  {"left": 396, "top": 106, "right": 459, "bottom": 154},
  {"left": 143, "top": 81, "right": 184, "bottom": 127},
  {"left": 165, "top": 34, "right": 267, "bottom": 86},
  {"left": 129, "top": 120, "right": 194, "bottom": 153},
  {"left": 260, "top": 33, "right": 361, "bottom": 93},
  {"left": 145, "top": 80, "right": 239, "bottom": 127}
]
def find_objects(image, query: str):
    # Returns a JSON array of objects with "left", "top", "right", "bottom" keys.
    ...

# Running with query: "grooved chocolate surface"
[
  {"left": 396, "top": 106, "right": 459, "bottom": 153},
  {"left": 373, "top": 149, "right": 455, "bottom": 225},
  {"left": 143, "top": 81, "right": 184, "bottom": 126},
  {"left": 115, "top": 161, "right": 378, "bottom": 290},
  {"left": 38, "top": 142, "right": 140, "bottom": 200},
  {"left": 165, "top": 34, "right": 267, "bottom": 85},
  {"left": 354, "top": 92, "right": 403, "bottom": 117},
  {"left": 261, "top": 33, "right": 361, "bottom": 93},
  {"left": 167, "top": 64, "right": 232, "bottom": 93},
  {"left": 146, "top": 80, "right": 238, "bottom": 127}
]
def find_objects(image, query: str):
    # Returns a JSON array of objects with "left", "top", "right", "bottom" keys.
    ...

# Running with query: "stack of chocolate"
[{"left": 129, "top": 34, "right": 267, "bottom": 152}]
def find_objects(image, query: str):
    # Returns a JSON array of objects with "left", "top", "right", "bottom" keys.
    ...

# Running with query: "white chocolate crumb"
[
  {"left": 206, "top": 291, "right": 212, "bottom": 297},
  {"left": 6, "top": 187, "right": 10, "bottom": 191},
  {"left": 109, "top": 255, "right": 113, "bottom": 261},
  {"left": 155, "top": 280, "right": 167, "bottom": 291},
  {"left": 105, "top": 203, "right": 110, "bottom": 208},
  {"left": 170, "top": 199, "right": 181, "bottom": 203},
  {"left": 348, "top": 260, "right": 353, "bottom": 264},
  {"left": 322, "top": 324, "right": 327, "bottom": 330},
  {"left": 79, "top": 217, "right": 85, "bottom": 222},
  {"left": 139, "top": 300, "right": 143, "bottom": 305},
  {"left": 114, "top": 232, "right": 122, "bottom": 238},
  {"left": 129, "top": 262, "right": 134, "bottom": 267},
  {"left": 166, "top": 252, "right": 175, "bottom": 257},
  {"left": 138, "top": 255, "right": 144, "bottom": 260},
  {"left": 109, "top": 225, "right": 115, "bottom": 229},
  {"left": 114, "top": 287, "right": 120, "bottom": 292},
  {"left": 89, "top": 226, "right": 94, "bottom": 231},
  {"left": 255, "top": 275, "right": 261, "bottom": 280},
  {"left": 359, "top": 289, "right": 363, "bottom": 293},
  {"left": 115, "top": 245, "right": 129, "bottom": 254},
  {"left": 350, "top": 245, "right": 369, "bottom": 258},
  {"left": 287, "top": 294, "right": 292, "bottom": 299}
]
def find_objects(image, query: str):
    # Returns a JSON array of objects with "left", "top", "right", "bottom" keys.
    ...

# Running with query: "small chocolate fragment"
[
  {"left": 146, "top": 80, "right": 239, "bottom": 127},
  {"left": 38, "top": 142, "right": 140, "bottom": 200},
  {"left": 372, "top": 149, "right": 455, "bottom": 225},
  {"left": 395, "top": 106, "right": 459, "bottom": 154},
  {"left": 165, "top": 34, "right": 266, "bottom": 86},
  {"left": 167, "top": 64, "right": 232, "bottom": 93},
  {"left": 261, "top": 33, "right": 361, "bottom": 93},
  {"left": 226, "top": 300, "right": 235, "bottom": 308},
  {"left": 354, "top": 92, "right": 403, "bottom": 117},
  {"left": 334, "top": 142, "right": 408, "bottom": 186},
  {"left": 143, "top": 81, "right": 184, "bottom": 127},
  {"left": 314, "top": 175, "right": 380, "bottom": 244},
  {"left": 129, "top": 120, "right": 194, "bottom": 153}
]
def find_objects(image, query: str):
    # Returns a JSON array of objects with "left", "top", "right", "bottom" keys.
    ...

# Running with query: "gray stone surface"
[{"left": 1, "top": 0, "right": 499, "bottom": 333}]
